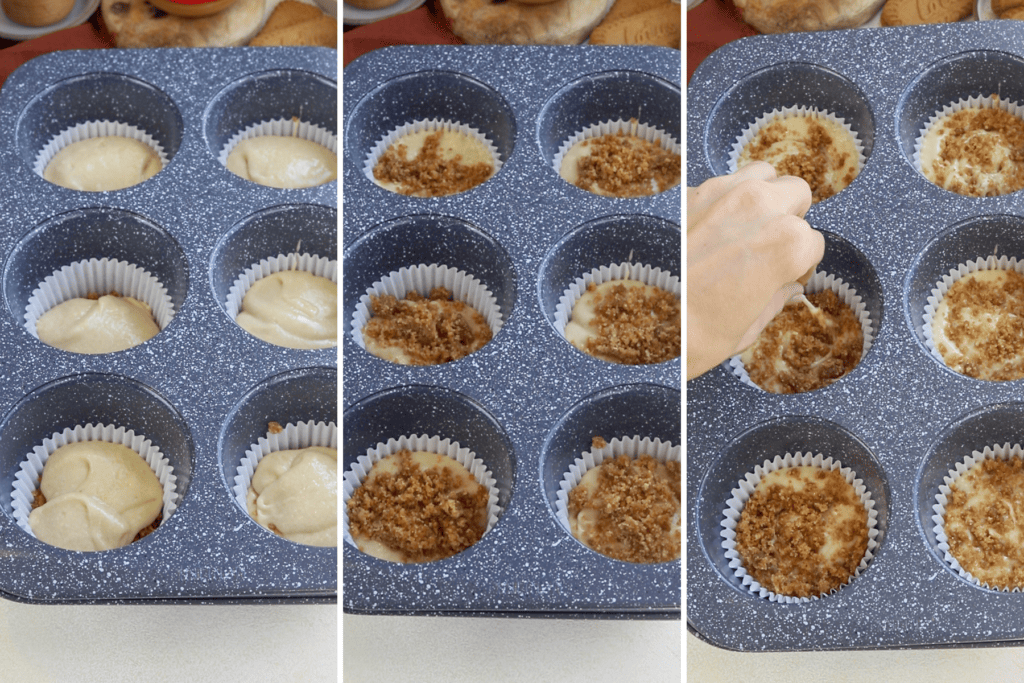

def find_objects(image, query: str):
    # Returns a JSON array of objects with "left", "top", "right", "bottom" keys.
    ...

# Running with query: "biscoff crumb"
[
  {"left": 31, "top": 488, "right": 161, "bottom": 542},
  {"left": 742, "top": 289, "right": 863, "bottom": 394},
  {"left": 362, "top": 286, "right": 492, "bottom": 366},
  {"left": 742, "top": 117, "right": 857, "bottom": 203},
  {"left": 927, "top": 107, "right": 1024, "bottom": 197},
  {"left": 346, "top": 449, "right": 489, "bottom": 563},
  {"left": 734, "top": 466, "right": 868, "bottom": 598},
  {"left": 945, "top": 456, "right": 1024, "bottom": 589},
  {"left": 267, "top": 421, "right": 284, "bottom": 435},
  {"left": 572, "top": 132, "right": 681, "bottom": 197},
  {"left": 934, "top": 270, "right": 1024, "bottom": 381},
  {"left": 373, "top": 130, "right": 493, "bottom": 197},
  {"left": 573, "top": 281, "right": 680, "bottom": 365},
  {"left": 592, "top": 435, "right": 607, "bottom": 449},
  {"left": 568, "top": 454, "right": 681, "bottom": 563}
]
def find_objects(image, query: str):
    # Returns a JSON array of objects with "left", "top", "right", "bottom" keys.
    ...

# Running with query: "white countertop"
[
  {"left": 688, "top": 631, "right": 1024, "bottom": 680},
  {"left": 0, "top": 600, "right": 337, "bottom": 682},
  {"left": 343, "top": 613, "right": 681, "bottom": 682}
]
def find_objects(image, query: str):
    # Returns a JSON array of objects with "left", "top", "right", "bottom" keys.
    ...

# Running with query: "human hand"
[{"left": 687, "top": 161, "right": 824, "bottom": 380}]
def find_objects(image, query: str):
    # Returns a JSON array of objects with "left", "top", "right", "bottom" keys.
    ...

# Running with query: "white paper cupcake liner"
[
  {"left": 554, "top": 435, "right": 681, "bottom": 539},
  {"left": 341, "top": 434, "right": 503, "bottom": 557},
  {"left": 10, "top": 422, "right": 179, "bottom": 546},
  {"left": 729, "top": 270, "right": 875, "bottom": 390},
  {"left": 350, "top": 262, "right": 503, "bottom": 351},
  {"left": 932, "top": 443, "right": 1024, "bottom": 592},
  {"left": 33, "top": 119, "right": 169, "bottom": 181},
  {"left": 913, "top": 95, "right": 1024, "bottom": 176},
  {"left": 922, "top": 255, "right": 1024, "bottom": 366},
  {"left": 218, "top": 117, "right": 337, "bottom": 168},
  {"left": 24, "top": 257, "right": 175, "bottom": 341},
  {"left": 232, "top": 420, "right": 337, "bottom": 515},
  {"left": 226, "top": 251, "right": 338, "bottom": 322},
  {"left": 728, "top": 105, "right": 865, "bottom": 176},
  {"left": 552, "top": 117, "right": 680, "bottom": 178},
  {"left": 362, "top": 117, "right": 503, "bottom": 190},
  {"left": 720, "top": 451, "right": 879, "bottom": 603}
]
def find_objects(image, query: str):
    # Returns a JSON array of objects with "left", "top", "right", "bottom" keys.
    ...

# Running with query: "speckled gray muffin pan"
[
  {"left": 0, "top": 48, "right": 336, "bottom": 604},
  {"left": 688, "top": 22, "right": 1024, "bottom": 649},
  {"left": 343, "top": 46, "right": 681, "bottom": 618}
]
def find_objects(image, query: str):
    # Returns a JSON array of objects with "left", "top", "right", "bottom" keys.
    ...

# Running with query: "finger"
[
  {"left": 753, "top": 215, "right": 825, "bottom": 285},
  {"left": 688, "top": 162, "right": 780, "bottom": 224},
  {"left": 733, "top": 282, "right": 804, "bottom": 354},
  {"left": 764, "top": 173, "right": 813, "bottom": 218}
]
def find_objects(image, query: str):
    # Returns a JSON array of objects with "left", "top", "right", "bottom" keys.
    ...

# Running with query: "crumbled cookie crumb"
[
  {"left": 568, "top": 454, "right": 681, "bottom": 563},
  {"left": 945, "top": 456, "right": 1024, "bottom": 589},
  {"left": 591, "top": 435, "right": 607, "bottom": 449},
  {"left": 268, "top": 421, "right": 284, "bottom": 435},
  {"left": 734, "top": 467, "right": 868, "bottom": 598},
  {"left": 362, "top": 287, "right": 492, "bottom": 365},
  {"left": 743, "top": 289, "right": 863, "bottom": 393},
  {"left": 573, "top": 132, "right": 680, "bottom": 197},
  {"left": 576, "top": 281, "right": 680, "bottom": 365},
  {"left": 347, "top": 449, "right": 489, "bottom": 563},
  {"left": 935, "top": 270, "right": 1024, "bottom": 381},
  {"left": 373, "top": 130, "right": 493, "bottom": 197}
]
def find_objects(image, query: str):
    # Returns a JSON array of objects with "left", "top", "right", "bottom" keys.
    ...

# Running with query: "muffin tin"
[
  {"left": 0, "top": 48, "right": 336, "bottom": 603},
  {"left": 343, "top": 45, "right": 681, "bottom": 618},
  {"left": 688, "top": 22, "right": 1024, "bottom": 649}
]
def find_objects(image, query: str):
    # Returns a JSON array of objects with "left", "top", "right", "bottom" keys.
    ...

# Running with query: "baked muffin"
[
  {"left": 737, "top": 112, "right": 860, "bottom": 204},
  {"left": 918, "top": 103, "right": 1024, "bottom": 197},
  {"left": 567, "top": 439, "right": 681, "bottom": 563},
  {"left": 734, "top": 465, "right": 868, "bottom": 598},
  {"left": 346, "top": 449, "right": 490, "bottom": 563},
  {"left": 929, "top": 268, "right": 1024, "bottom": 381},
  {"left": 564, "top": 279, "right": 680, "bottom": 364},
  {"left": 942, "top": 454, "right": 1024, "bottom": 589},
  {"left": 372, "top": 128, "right": 495, "bottom": 197},
  {"left": 740, "top": 288, "right": 864, "bottom": 393}
]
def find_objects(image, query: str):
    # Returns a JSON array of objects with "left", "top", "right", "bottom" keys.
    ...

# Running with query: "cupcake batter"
[
  {"left": 247, "top": 446, "right": 337, "bottom": 547},
  {"left": 226, "top": 136, "right": 337, "bottom": 188},
  {"left": 236, "top": 270, "right": 337, "bottom": 349},
  {"left": 36, "top": 294, "right": 160, "bottom": 354},
  {"left": 43, "top": 136, "right": 162, "bottom": 192}
]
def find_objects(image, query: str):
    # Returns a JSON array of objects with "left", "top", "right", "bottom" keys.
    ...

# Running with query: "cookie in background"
[{"left": 589, "top": 0, "right": 681, "bottom": 47}]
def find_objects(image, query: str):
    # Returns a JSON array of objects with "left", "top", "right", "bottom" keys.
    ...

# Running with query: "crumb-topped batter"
[
  {"left": 931, "top": 269, "right": 1024, "bottom": 381},
  {"left": 362, "top": 286, "right": 492, "bottom": 365},
  {"left": 919, "top": 104, "right": 1024, "bottom": 197},
  {"left": 372, "top": 129, "right": 495, "bottom": 197},
  {"left": 735, "top": 466, "right": 868, "bottom": 598},
  {"left": 564, "top": 279, "right": 680, "bottom": 365},
  {"left": 347, "top": 449, "right": 490, "bottom": 564},
  {"left": 560, "top": 131, "right": 681, "bottom": 198},
  {"left": 738, "top": 115, "right": 859, "bottom": 204},
  {"left": 568, "top": 440, "right": 680, "bottom": 564},
  {"left": 741, "top": 289, "right": 863, "bottom": 393},
  {"left": 944, "top": 456, "right": 1024, "bottom": 589}
]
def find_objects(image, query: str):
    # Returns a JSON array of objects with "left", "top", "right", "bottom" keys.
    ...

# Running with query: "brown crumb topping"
[
  {"left": 743, "top": 117, "right": 857, "bottom": 203},
  {"left": 945, "top": 457, "right": 1024, "bottom": 589},
  {"left": 31, "top": 488, "right": 161, "bottom": 543},
  {"left": 568, "top": 454, "right": 681, "bottom": 563},
  {"left": 362, "top": 286, "right": 492, "bottom": 365},
  {"left": 267, "top": 421, "right": 284, "bottom": 435},
  {"left": 572, "top": 132, "right": 681, "bottom": 197},
  {"left": 346, "top": 449, "right": 489, "bottom": 563},
  {"left": 929, "top": 106, "right": 1024, "bottom": 197},
  {"left": 373, "top": 130, "right": 494, "bottom": 197},
  {"left": 576, "top": 281, "right": 680, "bottom": 365},
  {"left": 734, "top": 467, "right": 868, "bottom": 598},
  {"left": 743, "top": 289, "right": 863, "bottom": 394},
  {"left": 935, "top": 270, "right": 1024, "bottom": 381}
]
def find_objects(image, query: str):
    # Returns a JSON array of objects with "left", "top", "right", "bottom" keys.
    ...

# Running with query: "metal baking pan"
[
  {"left": 688, "top": 21, "right": 1024, "bottom": 649},
  {"left": 343, "top": 45, "right": 681, "bottom": 618},
  {"left": 0, "top": 47, "right": 337, "bottom": 604}
]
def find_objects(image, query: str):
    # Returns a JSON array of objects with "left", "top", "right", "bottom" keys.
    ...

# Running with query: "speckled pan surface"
[
  {"left": 688, "top": 22, "right": 1024, "bottom": 650},
  {"left": 0, "top": 48, "right": 337, "bottom": 604},
  {"left": 343, "top": 45, "right": 681, "bottom": 618}
]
